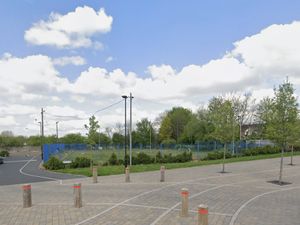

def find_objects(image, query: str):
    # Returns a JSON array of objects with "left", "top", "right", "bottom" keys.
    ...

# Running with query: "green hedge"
[
  {"left": 44, "top": 156, "right": 65, "bottom": 170},
  {"left": 70, "top": 157, "right": 91, "bottom": 168},
  {"left": 0, "top": 150, "right": 9, "bottom": 157},
  {"left": 242, "top": 145, "right": 280, "bottom": 156}
]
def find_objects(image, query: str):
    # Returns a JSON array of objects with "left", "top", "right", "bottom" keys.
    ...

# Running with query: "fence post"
[
  {"left": 22, "top": 184, "right": 32, "bottom": 208},
  {"left": 125, "top": 166, "right": 130, "bottom": 182},
  {"left": 92, "top": 166, "right": 98, "bottom": 183},
  {"left": 181, "top": 188, "right": 189, "bottom": 217},
  {"left": 160, "top": 166, "right": 165, "bottom": 182},
  {"left": 73, "top": 183, "right": 82, "bottom": 208},
  {"left": 198, "top": 205, "right": 208, "bottom": 225}
]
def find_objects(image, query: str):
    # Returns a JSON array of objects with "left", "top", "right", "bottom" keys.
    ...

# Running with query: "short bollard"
[
  {"left": 160, "top": 166, "right": 165, "bottom": 182},
  {"left": 125, "top": 166, "right": 130, "bottom": 182},
  {"left": 92, "top": 166, "right": 98, "bottom": 183},
  {"left": 198, "top": 205, "right": 208, "bottom": 225},
  {"left": 181, "top": 188, "right": 189, "bottom": 217},
  {"left": 22, "top": 184, "right": 32, "bottom": 208},
  {"left": 73, "top": 183, "right": 82, "bottom": 208}
]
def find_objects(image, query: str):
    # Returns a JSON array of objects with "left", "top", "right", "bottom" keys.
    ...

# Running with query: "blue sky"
[
  {"left": 1, "top": 1, "right": 300, "bottom": 135},
  {"left": 1, "top": 0, "right": 300, "bottom": 78}
]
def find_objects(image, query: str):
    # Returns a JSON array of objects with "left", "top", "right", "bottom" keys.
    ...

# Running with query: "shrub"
[
  {"left": 135, "top": 152, "right": 154, "bottom": 164},
  {"left": 44, "top": 156, "right": 64, "bottom": 170},
  {"left": 205, "top": 150, "right": 232, "bottom": 160},
  {"left": 70, "top": 157, "right": 91, "bottom": 168},
  {"left": 155, "top": 151, "right": 163, "bottom": 163},
  {"left": 242, "top": 146, "right": 280, "bottom": 156},
  {"left": 108, "top": 153, "right": 119, "bottom": 165},
  {"left": 0, "top": 150, "right": 9, "bottom": 157}
]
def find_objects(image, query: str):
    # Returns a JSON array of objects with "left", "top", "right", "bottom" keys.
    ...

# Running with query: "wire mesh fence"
[{"left": 43, "top": 140, "right": 274, "bottom": 163}]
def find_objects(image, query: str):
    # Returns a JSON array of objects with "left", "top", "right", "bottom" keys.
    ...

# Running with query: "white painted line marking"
[
  {"left": 74, "top": 164, "right": 300, "bottom": 225},
  {"left": 229, "top": 185, "right": 300, "bottom": 225},
  {"left": 19, "top": 157, "right": 61, "bottom": 183}
]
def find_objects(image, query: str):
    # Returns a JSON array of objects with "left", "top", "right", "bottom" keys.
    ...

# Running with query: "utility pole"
[
  {"left": 56, "top": 121, "right": 59, "bottom": 143},
  {"left": 122, "top": 95, "right": 128, "bottom": 168},
  {"left": 129, "top": 93, "right": 133, "bottom": 166},
  {"left": 149, "top": 121, "right": 152, "bottom": 151},
  {"left": 98, "top": 127, "right": 101, "bottom": 149},
  {"left": 41, "top": 108, "right": 45, "bottom": 160}
]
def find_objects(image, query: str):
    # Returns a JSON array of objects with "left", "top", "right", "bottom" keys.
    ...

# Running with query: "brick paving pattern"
[{"left": 1, "top": 156, "right": 300, "bottom": 224}]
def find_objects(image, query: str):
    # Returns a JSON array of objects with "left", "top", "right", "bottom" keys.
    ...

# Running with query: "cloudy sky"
[{"left": 1, "top": 0, "right": 300, "bottom": 136}]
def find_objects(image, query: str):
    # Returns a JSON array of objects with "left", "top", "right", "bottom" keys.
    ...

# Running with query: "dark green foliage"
[
  {"left": 108, "top": 153, "right": 119, "bottom": 165},
  {"left": 242, "top": 146, "right": 280, "bottom": 156},
  {"left": 204, "top": 151, "right": 232, "bottom": 160},
  {"left": 0, "top": 150, "right": 9, "bottom": 157},
  {"left": 135, "top": 152, "right": 154, "bottom": 164},
  {"left": 44, "top": 156, "right": 65, "bottom": 170},
  {"left": 70, "top": 157, "right": 91, "bottom": 168}
]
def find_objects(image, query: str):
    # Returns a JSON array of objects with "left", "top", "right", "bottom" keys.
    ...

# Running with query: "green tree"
[
  {"left": 180, "top": 108, "right": 214, "bottom": 143},
  {"left": 112, "top": 132, "right": 124, "bottom": 145},
  {"left": 263, "top": 80, "right": 298, "bottom": 183},
  {"left": 60, "top": 133, "right": 86, "bottom": 144},
  {"left": 159, "top": 107, "right": 193, "bottom": 143},
  {"left": 135, "top": 118, "right": 155, "bottom": 146},
  {"left": 84, "top": 115, "right": 100, "bottom": 145},
  {"left": 208, "top": 96, "right": 237, "bottom": 172}
]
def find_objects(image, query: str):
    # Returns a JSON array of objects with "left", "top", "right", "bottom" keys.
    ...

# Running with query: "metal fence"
[{"left": 43, "top": 140, "right": 274, "bottom": 162}]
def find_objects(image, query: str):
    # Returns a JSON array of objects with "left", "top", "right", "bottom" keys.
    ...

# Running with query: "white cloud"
[
  {"left": 231, "top": 21, "right": 300, "bottom": 77},
  {"left": 53, "top": 56, "right": 86, "bottom": 66},
  {"left": 3, "top": 21, "right": 300, "bottom": 135},
  {"left": 24, "top": 6, "right": 113, "bottom": 49},
  {"left": 0, "top": 116, "right": 17, "bottom": 126}
]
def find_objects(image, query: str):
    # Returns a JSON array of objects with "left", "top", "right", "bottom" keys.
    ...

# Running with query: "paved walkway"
[{"left": 0, "top": 156, "right": 300, "bottom": 225}]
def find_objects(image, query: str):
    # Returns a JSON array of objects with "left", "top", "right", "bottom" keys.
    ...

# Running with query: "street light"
[{"left": 122, "top": 95, "right": 128, "bottom": 168}]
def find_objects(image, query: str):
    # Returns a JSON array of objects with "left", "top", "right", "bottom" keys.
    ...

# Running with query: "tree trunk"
[
  {"left": 279, "top": 145, "right": 284, "bottom": 184},
  {"left": 290, "top": 145, "right": 294, "bottom": 165}
]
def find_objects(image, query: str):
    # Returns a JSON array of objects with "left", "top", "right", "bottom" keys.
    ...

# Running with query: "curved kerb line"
[
  {"left": 74, "top": 164, "right": 299, "bottom": 225},
  {"left": 229, "top": 185, "right": 300, "bottom": 225},
  {"left": 19, "top": 156, "right": 62, "bottom": 183}
]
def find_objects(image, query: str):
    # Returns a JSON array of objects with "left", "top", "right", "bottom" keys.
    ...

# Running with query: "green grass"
[{"left": 54, "top": 151, "right": 300, "bottom": 177}]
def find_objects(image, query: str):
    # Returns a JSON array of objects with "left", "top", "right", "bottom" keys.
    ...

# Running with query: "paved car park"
[
  {"left": 0, "top": 156, "right": 300, "bottom": 225},
  {"left": 0, "top": 156, "right": 83, "bottom": 185}
]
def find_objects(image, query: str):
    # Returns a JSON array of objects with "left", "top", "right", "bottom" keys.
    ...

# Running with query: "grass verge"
[{"left": 54, "top": 152, "right": 300, "bottom": 177}]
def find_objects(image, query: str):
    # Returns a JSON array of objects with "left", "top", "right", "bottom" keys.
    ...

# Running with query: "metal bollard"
[
  {"left": 22, "top": 184, "right": 32, "bottom": 208},
  {"left": 73, "top": 183, "right": 82, "bottom": 208},
  {"left": 160, "top": 166, "right": 165, "bottom": 182},
  {"left": 92, "top": 166, "right": 98, "bottom": 183},
  {"left": 198, "top": 205, "right": 208, "bottom": 225},
  {"left": 181, "top": 188, "right": 189, "bottom": 217},
  {"left": 125, "top": 166, "right": 130, "bottom": 183}
]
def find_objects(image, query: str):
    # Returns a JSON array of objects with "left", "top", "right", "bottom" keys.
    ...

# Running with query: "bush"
[
  {"left": 108, "top": 153, "right": 119, "bottom": 165},
  {"left": 242, "top": 146, "right": 280, "bottom": 156},
  {"left": 44, "top": 156, "right": 64, "bottom": 170},
  {"left": 0, "top": 150, "right": 9, "bottom": 157},
  {"left": 205, "top": 150, "right": 232, "bottom": 160},
  {"left": 70, "top": 157, "right": 91, "bottom": 168},
  {"left": 135, "top": 152, "right": 154, "bottom": 164}
]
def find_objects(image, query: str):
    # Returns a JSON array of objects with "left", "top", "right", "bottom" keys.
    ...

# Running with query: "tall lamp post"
[
  {"left": 122, "top": 95, "right": 128, "bottom": 168},
  {"left": 56, "top": 121, "right": 59, "bottom": 143}
]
